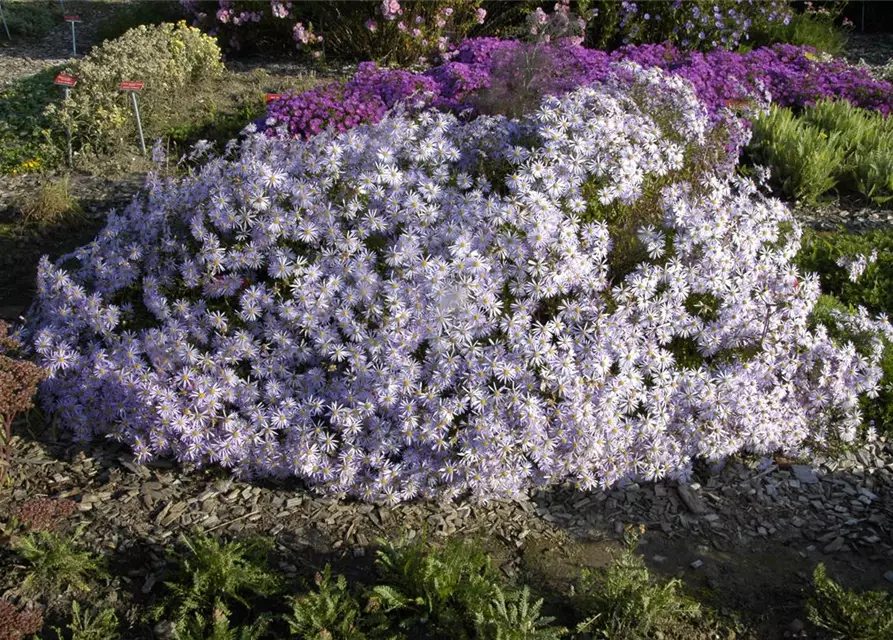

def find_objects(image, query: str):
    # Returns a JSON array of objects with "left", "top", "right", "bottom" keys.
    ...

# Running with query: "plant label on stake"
[
  {"left": 0, "top": 1, "right": 12, "bottom": 43},
  {"left": 54, "top": 73, "right": 77, "bottom": 165},
  {"left": 120, "top": 81, "right": 146, "bottom": 155},
  {"left": 265, "top": 93, "right": 283, "bottom": 104},
  {"left": 64, "top": 15, "right": 81, "bottom": 56}
]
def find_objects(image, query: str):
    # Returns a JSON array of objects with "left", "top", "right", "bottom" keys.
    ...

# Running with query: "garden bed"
[
  {"left": 1, "top": 423, "right": 891, "bottom": 638},
  {"left": 2, "top": 3, "right": 893, "bottom": 639}
]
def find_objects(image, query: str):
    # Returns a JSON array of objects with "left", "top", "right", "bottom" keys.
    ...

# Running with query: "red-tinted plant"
[
  {"left": 0, "top": 599, "right": 43, "bottom": 640},
  {"left": 14, "top": 498, "right": 77, "bottom": 533},
  {"left": 0, "top": 321, "right": 46, "bottom": 483}
]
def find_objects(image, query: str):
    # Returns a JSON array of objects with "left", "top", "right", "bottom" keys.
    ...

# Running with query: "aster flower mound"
[{"left": 26, "top": 64, "right": 889, "bottom": 505}]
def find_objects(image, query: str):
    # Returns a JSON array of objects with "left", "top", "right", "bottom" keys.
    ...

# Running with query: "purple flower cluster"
[
  {"left": 263, "top": 39, "right": 893, "bottom": 140},
  {"left": 613, "top": 0, "right": 793, "bottom": 50},
  {"left": 265, "top": 62, "right": 438, "bottom": 138},
  {"left": 25, "top": 66, "right": 890, "bottom": 503}
]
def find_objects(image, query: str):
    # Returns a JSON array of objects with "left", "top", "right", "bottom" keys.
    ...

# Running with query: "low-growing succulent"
[
  {"left": 0, "top": 598, "right": 44, "bottom": 640},
  {"left": 0, "top": 320, "right": 46, "bottom": 483}
]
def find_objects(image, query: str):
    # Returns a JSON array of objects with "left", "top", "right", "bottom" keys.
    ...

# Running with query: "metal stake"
[
  {"left": 59, "top": 0, "right": 65, "bottom": 12},
  {"left": 69, "top": 19, "right": 77, "bottom": 56},
  {"left": 63, "top": 86, "right": 72, "bottom": 165},
  {"left": 0, "top": 1, "right": 11, "bottom": 42},
  {"left": 130, "top": 91, "right": 146, "bottom": 155}
]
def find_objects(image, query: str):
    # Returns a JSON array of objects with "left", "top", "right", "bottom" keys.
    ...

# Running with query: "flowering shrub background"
[
  {"left": 24, "top": 64, "right": 891, "bottom": 503},
  {"left": 586, "top": 0, "right": 793, "bottom": 51},
  {"left": 179, "top": 0, "right": 486, "bottom": 64},
  {"left": 179, "top": 0, "right": 798, "bottom": 57},
  {"left": 262, "top": 38, "right": 893, "bottom": 140}
]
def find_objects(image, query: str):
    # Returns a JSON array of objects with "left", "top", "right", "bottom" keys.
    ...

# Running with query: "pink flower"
[
  {"left": 381, "top": 0, "right": 402, "bottom": 20},
  {"left": 216, "top": 8, "right": 230, "bottom": 23},
  {"left": 475, "top": 7, "right": 487, "bottom": 24},
  {"left": 412, "top": 28, "right": 422, "bottom": 38},
  {"left": 397, "top": 21, "right": 407, "bottom": 31},
  {"left": 293, "top": 22, "right": 311, "bottom": 44},
  {"left": 271, "top": 1, "right": 289, "bottom": 19},
  {"left": 365, "top": 18, "right": 377, "bottom": 31}
]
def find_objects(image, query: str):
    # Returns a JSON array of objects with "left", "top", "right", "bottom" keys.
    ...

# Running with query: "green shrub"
[
  {"left": 806, "top": 564, "right": 893, "bottom": 640},
  {"left": 285, "top": 565, "right": 367, "bottom": 640},
  {"left": 1, "top": 0, "right": 57, "bottom": 39},
  {"left": 853, "top": 146, "right": 893, "bottom": 205},
  {"left": 801, "top": 99, "right": 893, "bottom": 204},
  {"left": 12, "top": 528, "right": 105, "bottom": 594},
  {"left": 573, "top": 528, "right": 700, "bottom": 639},
  {"left": 177, "top": 607, "right": 270, "bottom": 640},
  {"left": 0, "top": 67, "right": 63, "bottom": 174},
  {"left": 748, "top": 105, "right": 846, "bottom": 204},
  {"left": 748, "top": 100, "right": 893, "bottom": 206},
  {"left": 46, "top": 21, "right": 223, "bottom": 157},
  {"left": 473, "top": 585, "right": 568, "bottom": 640},
  {"left": 95, "top": 1, "right": 186, "bottom": 44},
  {"left": 750, "top": 3, "right": 850, "bottom": 55},
  {"left": 53, "top": 601, "right": 119, "bottom": 640},
  {"left": 154, "top": 532, "right": 280, "bottom": 639},
  {"left": 370, "top": 536, "right": 500, "bottom": 637}
]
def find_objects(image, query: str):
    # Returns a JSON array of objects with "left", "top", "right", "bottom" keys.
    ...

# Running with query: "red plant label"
[
  {"left": 265, "top": 93, "right": 283, "bottom": 104},
  {"left": 120, "top": 81, "right": 145, "bottom": 91},
  {"left": 63, "top": 14, "right": 81, "bottom": 21},
  {"left": 54, "top": 73, "right": 78, "bottom": 87}
]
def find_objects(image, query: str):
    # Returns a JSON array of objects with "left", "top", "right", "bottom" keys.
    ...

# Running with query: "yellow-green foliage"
[
  {"left": 749, "top": 104, "right": 845, "bottom": 204},
  {"left": 806, "top": 564, "right": 893, "bottom": 640},
  {"left": 12, "top": 528, "right": 105, "bottom": 594},
  {"left": 803, "top": 99, "right": 893, "bottom": 204},
  {"left": 47, "top": 21, "right": 223, "bottom": 155},
  {"left": 750, "top": 100, "right": 893, "bottom": 205}
]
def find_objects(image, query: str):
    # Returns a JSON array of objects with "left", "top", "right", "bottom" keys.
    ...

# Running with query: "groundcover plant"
[
  {"left": 22, "top": 63, "right": 891, "bottom": 504},
  {"left": 262, "top": 39, "right": 893, "bottom": 140}
]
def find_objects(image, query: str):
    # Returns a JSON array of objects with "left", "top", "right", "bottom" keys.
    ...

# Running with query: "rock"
[
  {"left": 823, "top": 536, "right": 846, "bottom": 554},
  {"left": 859, "top": 488, "right": 878, "bottom": 501},
  {"left": 690, "top": 559, "right": 704, "bottom": 570},
  {"left": 653, "top": 555, "right": 667, "bottom": 563},
  {"left": 885, "top": 571, "right": 893, "bottom": 584},
  {"left": 792, "top": 465, "right": 819, "bottom": 484},
  {"left": 676, "top": 484, "right": 707, "bottom": 515},
  {"left": 154, "top": 621, "right": 177, "bottom": 640},
  {"left": 788, "top": 618, "right": 805, "bottom": 633}
]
